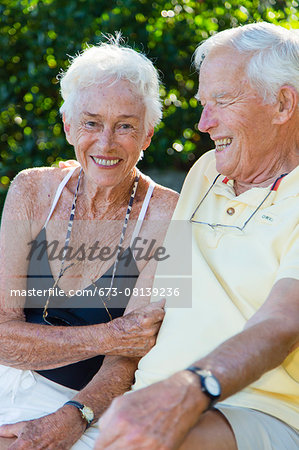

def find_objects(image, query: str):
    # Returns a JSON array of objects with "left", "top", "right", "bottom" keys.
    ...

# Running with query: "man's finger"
[{"left": 58, "top": 159, "right": 79, "bottom": 168}]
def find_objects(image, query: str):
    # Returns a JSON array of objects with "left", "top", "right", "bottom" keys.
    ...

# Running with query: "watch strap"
[
  {"left": 64, "top": 400, "right": 93, "bottom": 429},
  {"left": 65, "top": 400, "right": 84, "bottom": 409},
  {"left": 186, "top": 366, "right": 221, "bottom": 410}
]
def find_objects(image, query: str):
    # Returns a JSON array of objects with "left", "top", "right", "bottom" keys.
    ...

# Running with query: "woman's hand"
[
  {"left": 104, "top": 299, "right": 165, "bottom": 357},
  {"left": 0, "top": 408, "right": 86, "bottom": 450}
]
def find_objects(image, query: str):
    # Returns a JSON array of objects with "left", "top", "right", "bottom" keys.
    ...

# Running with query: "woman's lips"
[{"left": 91, "top": 156, "right": 121, "bottom": 167}]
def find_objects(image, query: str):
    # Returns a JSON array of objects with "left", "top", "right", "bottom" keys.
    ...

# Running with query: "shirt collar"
[{"left": 204, "top": 151, "right": 299, "bottom": 203}]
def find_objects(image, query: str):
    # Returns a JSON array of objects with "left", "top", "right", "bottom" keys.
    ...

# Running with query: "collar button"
[{"left": 226, "top": 207, "right": 235, "bottom": 216}]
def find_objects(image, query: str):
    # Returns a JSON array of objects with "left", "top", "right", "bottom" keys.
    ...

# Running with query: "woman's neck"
[{"left": 79, "top": 168, "right": 138, "bottom": 212}]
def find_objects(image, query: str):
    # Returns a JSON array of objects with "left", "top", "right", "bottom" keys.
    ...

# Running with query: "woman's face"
[{"left": 65, "top": 80, "right": 153, "bottom": 188}]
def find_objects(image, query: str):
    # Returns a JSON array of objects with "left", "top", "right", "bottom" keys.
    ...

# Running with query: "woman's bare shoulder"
[
  {"left": 151, "top": 183, "right": 179, "bottom": 217},
  {"left": 138, "top": 173, "right": 180, "bottom": 221},
  {"left": 4, "top": 166, "right": 71, "bottom": 220}
]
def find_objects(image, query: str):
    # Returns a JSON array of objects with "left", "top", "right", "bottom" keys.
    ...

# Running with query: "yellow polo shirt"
[{"left": 132, "top": 150, "right": 299, "bottom": 430}]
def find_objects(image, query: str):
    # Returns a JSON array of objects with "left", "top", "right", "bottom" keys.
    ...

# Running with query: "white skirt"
[{"left": 0, "top": 364, "right": 99, "bottom": 449}]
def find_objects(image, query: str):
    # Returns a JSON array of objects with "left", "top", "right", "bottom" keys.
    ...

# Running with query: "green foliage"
[{"left": 1, "top": 0, "right": 299, "bottom": 214}]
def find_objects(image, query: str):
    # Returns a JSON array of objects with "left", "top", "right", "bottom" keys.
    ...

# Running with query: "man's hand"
[
  {"left": 0, "top": 407, "right": 86, "bottom": 450},
  {"left": 95, "top": 371, "right": 206, "bottom": 450},
  {"left": 58, "top": 160, "right": 80, "bottom": 168}
]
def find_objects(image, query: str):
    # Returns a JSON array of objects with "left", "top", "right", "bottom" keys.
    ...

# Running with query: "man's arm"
[{"left": 94, "top": 277, "right": 299, "bottom": 449}]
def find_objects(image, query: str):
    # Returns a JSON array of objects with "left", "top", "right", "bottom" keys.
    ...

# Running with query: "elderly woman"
[
  {"left": 0, "top": 40, "right": 178, "bottom": 448},
  {"left": 94, "top": 23, "right": 299, "bottom": 449}
]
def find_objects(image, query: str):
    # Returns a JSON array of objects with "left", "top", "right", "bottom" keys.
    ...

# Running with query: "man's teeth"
[
  {"left": 93, "top": 157, "right": 120, "bottom": 166},
  {"left": 215, "top": 138, "right": 232, "bottom": 152}
]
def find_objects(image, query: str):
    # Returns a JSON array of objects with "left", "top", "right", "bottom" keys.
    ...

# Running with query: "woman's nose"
[{"left": 97, "top": 128, "right": 114, "bottom": 150}]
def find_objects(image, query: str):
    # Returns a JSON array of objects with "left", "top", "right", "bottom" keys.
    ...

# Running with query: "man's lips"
[{"left": 214, "top": 138, "right": 232, "bottom": 152}]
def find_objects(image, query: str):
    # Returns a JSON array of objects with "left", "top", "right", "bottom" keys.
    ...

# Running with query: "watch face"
[
  {"left": 205, "top": 376, "right": 221, "bottom": 397},
  {"left": 82, "top": 406, "right": 94, "bottom": 423}
]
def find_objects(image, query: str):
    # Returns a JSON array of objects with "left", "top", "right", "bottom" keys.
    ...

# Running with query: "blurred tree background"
[{"left": 1, "top": 0, "right": 299, "bottom": 216}]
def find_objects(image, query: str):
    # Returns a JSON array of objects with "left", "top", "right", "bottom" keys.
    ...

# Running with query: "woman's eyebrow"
[
  {"left": 117, "top": 114, "right": 140, "bottom": 119},
  {"left": 82, "top": 111, "right": 100, "bottom": 117},
  {"left": 82, "top": 112, "right": 139, "bottom": 119}
]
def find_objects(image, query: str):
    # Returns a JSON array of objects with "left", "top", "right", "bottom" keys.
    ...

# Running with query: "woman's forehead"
[{"left": 75, "top": 81, "right": 145, "bottom": 116}]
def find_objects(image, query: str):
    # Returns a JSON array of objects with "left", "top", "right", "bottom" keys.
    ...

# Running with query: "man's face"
[{"left": 197, "top": 47, "right": 279, "bottom": 183}]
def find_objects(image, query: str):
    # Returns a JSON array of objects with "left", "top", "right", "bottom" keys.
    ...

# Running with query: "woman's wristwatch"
[
  {"left": 64, "top": 400, "right": 94, "bottom": 429},
  {"left": 185, "top": 366, "right": 221, "bottom": 409}
]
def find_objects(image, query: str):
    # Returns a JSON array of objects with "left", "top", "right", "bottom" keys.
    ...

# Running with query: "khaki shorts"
[{"left": 216, "top": 404, "right": 299, "bottom": 450}]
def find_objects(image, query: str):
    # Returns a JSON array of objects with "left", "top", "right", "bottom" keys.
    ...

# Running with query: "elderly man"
[{"left": 95, "top": 22, "right": 299, "bottom": 449}]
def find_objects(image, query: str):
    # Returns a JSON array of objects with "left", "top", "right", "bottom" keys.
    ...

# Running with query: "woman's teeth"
[
  {"left": 215, "top": 138, "right": 232, "bottom": 152},
  {"left": 92, "top": 157, "right": 120, "bottom": 166}
]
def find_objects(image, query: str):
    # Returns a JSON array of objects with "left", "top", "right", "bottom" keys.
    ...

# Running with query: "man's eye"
[
  {"left": 120, "top": 123, "right": 132, "bottom": 129},
  {"left": 86, "top": 121, "right": 96, "bottom": 127}
]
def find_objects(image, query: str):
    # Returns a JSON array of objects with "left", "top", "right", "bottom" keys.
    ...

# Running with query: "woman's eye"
[{"left": 86, "top": 121, "right": 96, "bottom": 127}]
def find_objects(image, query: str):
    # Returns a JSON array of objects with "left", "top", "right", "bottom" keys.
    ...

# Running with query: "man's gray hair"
[
  {"left": 194, "top": 22, "right": 299, "bottom": 104},
  {"left": 59, "top": 35, "right": 162, "bottom": 132}
]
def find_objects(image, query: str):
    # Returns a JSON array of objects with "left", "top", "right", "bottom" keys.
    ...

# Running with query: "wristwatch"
[
  {"left": 64, "top": 400, "right": 94, "bottom": 429},
  {"left": 185, "top": 366, "right": 221, "bottom": 409}
]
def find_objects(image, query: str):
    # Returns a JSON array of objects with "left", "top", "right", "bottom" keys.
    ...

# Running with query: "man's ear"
[
  {"left": 142, "top": 127, "right": 154, "bottom": 151},
  {"left": 272, "top": 85, "right": 299, "bottom": 125},
  {"left": 62, "top": 113, "right": 74, "bottom": 145}
]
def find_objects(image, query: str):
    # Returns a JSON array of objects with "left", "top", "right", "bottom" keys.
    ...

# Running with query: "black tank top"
[
  {"left": 24, "top": 168, "right": 154, "bottom": 390},
  {"left": 25, "top": 228, "right": 139, "bottom": 390}
]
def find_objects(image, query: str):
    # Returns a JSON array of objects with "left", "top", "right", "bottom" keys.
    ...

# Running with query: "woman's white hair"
[
  {"left": 194, "top": 22, "right": 299, "bottom": 104},
  {"left": 59, "top": 35, "right": 162, "bottom": 131}
]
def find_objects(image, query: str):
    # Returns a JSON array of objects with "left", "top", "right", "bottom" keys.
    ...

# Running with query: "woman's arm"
[
  {"left": 0, "top": 252, "right": 165, "bottom": 449},
  {"left": 0, "top": 171, "right": 164, "bottom": 369}
]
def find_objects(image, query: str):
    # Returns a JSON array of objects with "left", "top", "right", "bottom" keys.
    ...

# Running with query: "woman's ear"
[
  {"left": 142, "top": 127, "right": 154, "bottom": 151},
  {"left": 63, "top": 113, "right": 74, "bottom": 145},
  {"left": 272, "top": 85, "right": 299, "bottom": 125}
]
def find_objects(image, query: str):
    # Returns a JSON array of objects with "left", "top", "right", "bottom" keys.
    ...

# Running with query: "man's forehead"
[
  {"left": 198, "top": 50, "right": 247, "bottom": 91},
  {"left": 205, "top": 48, "right": 247, "bottom": 72}
]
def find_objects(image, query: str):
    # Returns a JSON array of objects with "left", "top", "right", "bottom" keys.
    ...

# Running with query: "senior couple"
[{"left": 0, "top": 22, "right": 298, "bottom": 449}]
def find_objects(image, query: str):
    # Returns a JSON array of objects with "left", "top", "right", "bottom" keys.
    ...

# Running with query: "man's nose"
[{"left": 197, "top": 105, "right": 218, "bottom": 133}]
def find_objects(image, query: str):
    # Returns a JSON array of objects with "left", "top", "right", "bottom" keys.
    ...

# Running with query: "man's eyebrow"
[
  {"left": 195, "top": 91, "right": 230, "bottom": 104},
  {"left": 212, "top": 92, "right": 229, "bottom": 99}
]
